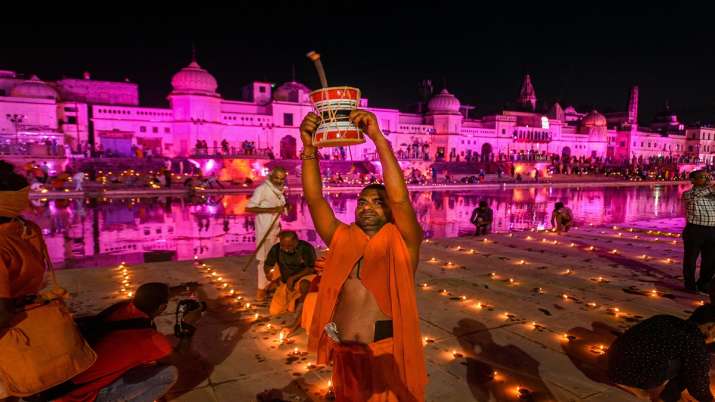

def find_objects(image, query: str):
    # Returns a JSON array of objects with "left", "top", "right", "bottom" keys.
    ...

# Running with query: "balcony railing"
[
  {"left": 190, "top": 147, "right": 274, "bottom": 159},
  {"left": 0, "top": 141, "right": 67, "bottom": 157}
]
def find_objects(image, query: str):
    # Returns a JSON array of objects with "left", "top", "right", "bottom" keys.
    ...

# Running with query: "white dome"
[
  {"left": 10, "top": 75, "right": 58, "bottom": 99},
  {"left": 427, "top": 89, "right": 461, "bottom": 114},
  {"left": 564, "top": 105, "right": 577, "bottom": 114},
  {"left": 273, "top": 81, "right": 311, "bottom": 103},
  {"left": 581, "top": 110, "right": 607, "bottom": 127},
  {"left": 170, "top": 60, "right": 218, "bottom": 96}
]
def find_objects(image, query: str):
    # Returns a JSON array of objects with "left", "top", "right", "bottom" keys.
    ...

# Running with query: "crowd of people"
[
  {"left": 2, "top": 110, "right": 715, "bottom": 402},
  {"left": 14, "top": 142, "right": 715, "bottom": 194},
  {"left": 193, "top": 139, "right": 273, "bottom": 158}
]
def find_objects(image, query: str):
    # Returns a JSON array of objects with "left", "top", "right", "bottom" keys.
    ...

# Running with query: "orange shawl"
[{"left": 308, "top": 223, "right": 427, "bottom": 400}]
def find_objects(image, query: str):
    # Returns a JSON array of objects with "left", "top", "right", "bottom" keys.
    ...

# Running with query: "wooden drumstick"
[{"left": 306, "top": 51, "right": 329, "bottom": 88}]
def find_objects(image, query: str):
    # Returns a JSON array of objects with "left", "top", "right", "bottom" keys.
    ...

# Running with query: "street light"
[{"left": 6, "top": 113, "right": 25, "bottom": 144}]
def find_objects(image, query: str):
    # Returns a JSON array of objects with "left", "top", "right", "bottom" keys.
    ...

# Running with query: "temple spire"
[
  {"left": 518, "top": 74, "right": 537, "bottom": 111},
  {"left": 627, "top": 85, "right": 639, "bottom": 127}
]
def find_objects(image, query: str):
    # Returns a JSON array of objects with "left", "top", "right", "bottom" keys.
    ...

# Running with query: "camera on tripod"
[{"left": 174, "top": 299, "right": 206, "bottom": 338}]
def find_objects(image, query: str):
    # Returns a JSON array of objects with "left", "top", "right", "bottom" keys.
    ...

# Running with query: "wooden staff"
[
  {"left": 241, "top": 210, "right": 282, "bottom": 272},
  {"left": 306, "top": 51, "right": 329, "bottom": 88}
]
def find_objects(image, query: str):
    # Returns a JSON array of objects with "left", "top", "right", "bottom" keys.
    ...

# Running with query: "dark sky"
[{"left": 2, "top": 3, "right": 715, "bottom": 123}]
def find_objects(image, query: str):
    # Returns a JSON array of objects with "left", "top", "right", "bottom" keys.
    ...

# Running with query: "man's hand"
[
  {"left": 349, "top": 110, "right": 383, "bottom": 142},
  {"left": 170, "top": 282, "right": 202, "bottom": 297},
  {"left": 180, "top": 282, "right": 201, "bottom": 291},
  {"left": 300, "top": 112, "right": 320, "bottom": 148},
  {"left": 264, "top": 264, "right": 278, "bottom": 279},
  {"left": 182, "top": 308, "right": 203, "bottom": 326}
]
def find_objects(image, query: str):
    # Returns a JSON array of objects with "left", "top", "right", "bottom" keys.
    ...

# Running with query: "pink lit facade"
[{"left": 1, "top": 61, "right": 713, "bottom": 166}]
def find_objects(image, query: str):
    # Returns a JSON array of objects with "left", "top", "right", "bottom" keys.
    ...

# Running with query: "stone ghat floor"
[{"left": 55, "top": 223, "right": 705, "bottom": 402}]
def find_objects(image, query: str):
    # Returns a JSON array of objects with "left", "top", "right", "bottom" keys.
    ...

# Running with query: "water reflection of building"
[{"left": 26, "top": 185, "right": 689, "bottom": 269}]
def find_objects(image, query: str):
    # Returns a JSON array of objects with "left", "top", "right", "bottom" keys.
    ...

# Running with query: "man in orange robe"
[
  {"left": 0, "top": 160, "right": 49, "bottom": 400},
  {"left": 299, "top": 111, "right": 427, "bottom": 402}
]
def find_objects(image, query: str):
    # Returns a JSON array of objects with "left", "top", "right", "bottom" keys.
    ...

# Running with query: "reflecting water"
[{"left": 26, "top": 184, "right": 689, "bottom": 269}]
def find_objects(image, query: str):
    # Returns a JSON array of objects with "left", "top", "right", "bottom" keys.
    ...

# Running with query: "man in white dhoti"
[{"left": 246, "top": 167, "right": 287, "bottom": 301}]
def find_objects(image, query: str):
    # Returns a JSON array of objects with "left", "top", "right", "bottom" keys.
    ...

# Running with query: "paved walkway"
[{"left": 56, "top": 220, "right": 703, "bottom": 401}]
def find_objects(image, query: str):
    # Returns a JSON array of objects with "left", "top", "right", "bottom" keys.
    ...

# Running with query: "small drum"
[{"left": 309, "top": 86, "right": 365, "bottom": 148}]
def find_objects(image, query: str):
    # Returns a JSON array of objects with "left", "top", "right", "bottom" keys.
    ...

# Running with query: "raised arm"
[
  {"left": 350, "top": 110, "right": 423, "bottom": 264},
  {"left": 300, "top": 112, "right": 341, "bottom": 245}
]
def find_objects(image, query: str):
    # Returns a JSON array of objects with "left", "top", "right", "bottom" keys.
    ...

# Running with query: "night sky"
[{"left": 2, "top": 3, "right": 715, "bottom": 123}]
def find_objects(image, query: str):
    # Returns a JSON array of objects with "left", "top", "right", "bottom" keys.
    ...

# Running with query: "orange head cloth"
[
  {"left": 309, "top": 223, "right": 427, "bottom": 401},
  {"left": 0, "top": 186, "right": 30, "bottom": 217}
]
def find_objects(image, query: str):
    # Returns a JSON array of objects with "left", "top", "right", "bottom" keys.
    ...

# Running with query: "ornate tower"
[
  {"left": 518, "top": 74, "right": 537, "bottom": 112},
  {"left": 627, "top": 85, "right": 639, "bottom": 127},
  {"left": 417, "top": 80, "right": 434, "bottom": 114}
]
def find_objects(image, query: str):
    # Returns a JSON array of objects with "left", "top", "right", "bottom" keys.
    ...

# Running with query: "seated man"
[
  {"left": 607, "top": 304, "right": 715, "bottom": 402},
  {"left": 551, "top": 201, "right": 574, "bottom": 233},
  {"left": 264, "top": 231, "right": 317, "bottom": 326},
  {"left": 56, "top": 282, "right": 202, "bottom": 402},
  {"left": 470, "top": 200, "right": 493, "bottom": 236}
]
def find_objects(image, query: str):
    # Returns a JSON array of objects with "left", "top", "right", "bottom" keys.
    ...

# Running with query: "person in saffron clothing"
[
  {"left": 0, "top": 160, "right": 47, "bottom": 331},
  {"left": 300, "top": 111, "right": 427, "bottom": 402},
  {"left": 0, "top": 161, "right": 51, "bottom": 400}
]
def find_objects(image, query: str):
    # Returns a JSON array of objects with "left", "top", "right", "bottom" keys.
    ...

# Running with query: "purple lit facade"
[{"left": 1, "top": 59, "right": 714, "bottom": 173}]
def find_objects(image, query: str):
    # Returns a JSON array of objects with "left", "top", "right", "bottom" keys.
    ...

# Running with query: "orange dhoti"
[
  {"left": 300, "top": 291, "right": 318, "bottom": 332},
  {"left": 329, "top": 338, "right": 419, "bottom": 402},
  {"left": 309, "top": 223, "right": 427, "bottom": 402},
  {"left": 268, "top": 274, "right": 316, "bottom": 316}
]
